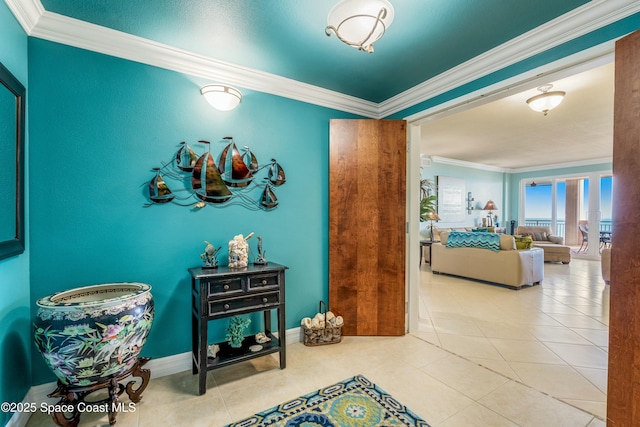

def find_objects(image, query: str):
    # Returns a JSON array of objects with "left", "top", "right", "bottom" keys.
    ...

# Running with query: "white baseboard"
[{"left": 9, "top": 327, "right": 303, "bottom": 426}]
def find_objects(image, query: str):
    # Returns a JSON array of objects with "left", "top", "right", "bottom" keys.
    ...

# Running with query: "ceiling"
[
  {"left": 7, "top": 0, "right": 639, "bottom": 168},
  {"left": 419, "top": 62, "right": 615, "bottom": 170},
  {"left": 37, "top": 0, "right": 590, "bottom": 103}
]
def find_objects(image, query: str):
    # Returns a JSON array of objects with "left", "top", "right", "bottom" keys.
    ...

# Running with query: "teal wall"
[
  {"left": 420, "top": 162, "right": 506, "bottom": 232},
  {"left": 27, "top": 39, "right": 358, "bottom": 385},
  {"left": 0, "top": 2, "right": 31, "bottom": 425}
]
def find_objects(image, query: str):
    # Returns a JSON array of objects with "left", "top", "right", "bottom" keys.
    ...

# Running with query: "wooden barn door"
[
  {"left": 607, "top": 29, "right": 640, "bottom": 427},
  {"left": 329, "top": 119, "right": 406, "bottom": 336}
]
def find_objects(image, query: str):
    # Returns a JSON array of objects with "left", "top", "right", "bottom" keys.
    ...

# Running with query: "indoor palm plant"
[{"left": 419, "top": 179, "right": 437, "bottom": 222}]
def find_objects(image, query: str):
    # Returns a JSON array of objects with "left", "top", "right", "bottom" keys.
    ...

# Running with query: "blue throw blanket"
[{"left": 446, "top": 231, "right": 501, "bottom": 251}]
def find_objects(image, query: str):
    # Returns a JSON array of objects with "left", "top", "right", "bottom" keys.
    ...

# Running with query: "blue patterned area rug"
[{"left": 225, "top": 374, "right": 430, "bottom": 426}]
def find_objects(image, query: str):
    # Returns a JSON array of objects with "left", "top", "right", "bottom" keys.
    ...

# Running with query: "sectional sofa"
[
  {"left": 431, "top": 231, "right": 544, "bottom": 290},
  {"left": 515, "top": 225, "right": 571, "bottom": 264}
]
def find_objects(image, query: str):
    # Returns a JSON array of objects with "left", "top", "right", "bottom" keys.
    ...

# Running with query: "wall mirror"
[{"left": 0, "top": 60, "right": 25, "bottom": 260}]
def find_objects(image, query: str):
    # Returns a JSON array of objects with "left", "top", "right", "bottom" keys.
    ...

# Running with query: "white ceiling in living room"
[{"left": 419, "top": 62, "right": 614, "bottom": 170}]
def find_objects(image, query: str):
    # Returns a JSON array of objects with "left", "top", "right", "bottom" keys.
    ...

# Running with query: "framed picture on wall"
[{"left": 437, "top": 176, "right": 465, "bottom": 222}]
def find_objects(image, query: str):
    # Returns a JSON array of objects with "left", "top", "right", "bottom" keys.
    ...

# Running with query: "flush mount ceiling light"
[
  {"left": 526, "top": 84, "right": 565, "bottom": 116},
  {"left": 200, "top": 84, "right": 242, "bottom": 111},
  {"left": 325, "top": 0, "right": 395, "bottom": 53}
]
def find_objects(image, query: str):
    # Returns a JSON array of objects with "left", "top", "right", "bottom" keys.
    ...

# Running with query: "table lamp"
[
  {"left": 426, "top": 211, "right": 441, "bottom": 241},
  {"left": 483, "top": 200, "right": 497, "bottom": 227}
]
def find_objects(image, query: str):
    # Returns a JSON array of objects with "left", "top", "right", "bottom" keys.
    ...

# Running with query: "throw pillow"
[
  {"left": 446, "top": 231, "right": 501, "bottom": 252},
  {"left": 532, "top": 231, "right": 546, "bottom": 241},
  {"left": 432, "top": 227, "right": 448, "bottom": 241},
  {"left": 514, "top": 236, "right": 533, "bottom": 249},
  {"left": 499, "top": 235, "right": 516, "bottom": 250},
  {"left": 439, "top": 231, "right": 449, "bottom": 245},
  {"left": 472, "top": 228, "right": 489, "bottom": 232}
]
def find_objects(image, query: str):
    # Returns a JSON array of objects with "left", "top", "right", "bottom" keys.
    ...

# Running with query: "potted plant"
[{"left": 419, "top": 179, "right": 437, "bottom": 222}]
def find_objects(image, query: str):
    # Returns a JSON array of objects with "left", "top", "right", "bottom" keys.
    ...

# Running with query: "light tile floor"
[
  {"left": 415, "top": 257, "right": 609, "bottom": 423},
  {"left": 25, "top": 259, "right": 607, "bottom": 427}
]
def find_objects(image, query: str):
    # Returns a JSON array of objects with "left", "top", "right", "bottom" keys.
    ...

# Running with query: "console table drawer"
[
  {"left": 206, "top": 278, "right": 243, "bottom": 297},
  {"left": 248, "top": 274, "right": 280, "bottom": 290},
  {"left": 208, "top": 292, "right": 280, "bottom": 316}
]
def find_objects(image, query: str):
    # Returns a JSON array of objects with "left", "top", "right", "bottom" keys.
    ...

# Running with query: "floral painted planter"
[{"left": 34, "top": 283, "right": 154, "bottom": 387}]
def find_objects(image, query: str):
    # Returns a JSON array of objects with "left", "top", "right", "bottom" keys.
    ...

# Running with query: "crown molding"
[
  {"left": 428, "top": 155, "right": 613, "bottom": 174},
  {"left": 404, "top": 41, "right": 615, "bottom": 127},
  {"left": 429, "top": 156, "right": 507, "bottom": 173},
  {"left": 4, "top": 0, "right": 43, "bottom": 31},
  {"left": 5, "top": 0, "right": 640, "bottom": 119},
  {"left": 379, "top": 0, "right": 640, "bottom": 118},
  {"left": 506, "top": 157, "right": 613, "bottom": 174},
  {"left": 5, "top": 0, "right": 380, "bottom": 118}
]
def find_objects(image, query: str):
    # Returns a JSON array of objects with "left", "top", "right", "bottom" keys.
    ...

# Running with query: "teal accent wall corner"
[
  {"left": 27, "top": 39, "right": 358, "bottom": 385},
  {"left": 0, "top": 2, "right": 31, "bottom": 426}
]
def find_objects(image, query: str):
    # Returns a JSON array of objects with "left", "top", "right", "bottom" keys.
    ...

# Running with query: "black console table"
[{"left": 189, "top": 263, "right": 287, "bottom": 395}]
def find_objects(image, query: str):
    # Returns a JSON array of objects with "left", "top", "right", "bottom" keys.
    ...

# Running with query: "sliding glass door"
[
  {"left": 521, "top": 172, "right": 612, "bottom": 258},
  {"left": 522, "top": 179, "right": 563, "bottom": 237}
]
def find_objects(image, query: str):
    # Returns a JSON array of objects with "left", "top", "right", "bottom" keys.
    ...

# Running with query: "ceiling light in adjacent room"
[
  {"left": 200, "top": 85, "right": 242, "bottom": 111},
  {"left": 526, "top": 84, "right": 565, "bottom": 116},
  {"left": 325, "top": 0, "right": 394, "bottom": 53}
]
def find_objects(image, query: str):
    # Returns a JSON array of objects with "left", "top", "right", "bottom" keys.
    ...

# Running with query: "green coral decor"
[{"left": 226, "top": 316, "right": 251, "bottom": 348}]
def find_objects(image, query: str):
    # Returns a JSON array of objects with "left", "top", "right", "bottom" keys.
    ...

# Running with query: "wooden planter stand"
[{"left": 46, "top": 357, "right": 151, "bottom": 427}]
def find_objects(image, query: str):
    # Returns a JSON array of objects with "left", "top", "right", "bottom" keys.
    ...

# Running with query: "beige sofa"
[
  {"left": 432, "top": 231, "right": 544, "bottom": 289},
  {"left": 515, "top": 226, "right": 571, "bottom": 264}
]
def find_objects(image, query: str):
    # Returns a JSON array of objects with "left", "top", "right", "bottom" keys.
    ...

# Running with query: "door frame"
[{"left": 404, "top": 42, "right": 615, "bottom": 333}]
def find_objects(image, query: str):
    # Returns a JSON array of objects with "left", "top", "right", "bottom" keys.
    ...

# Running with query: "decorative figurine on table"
[
  {"left": 207, "top": 344, "right": 220, "bottom": 358},
  {"left": 228, "top": 232, "right": 253, "bottom": 268},
  {"left": 201, "top": 241, "right": 221, "bottom": 269},
  {"left": 255, "top": 332, "right": 271, "bottom": 344},
  {"left": 254, "top": 236, "right": 268, "bottom": 265}
]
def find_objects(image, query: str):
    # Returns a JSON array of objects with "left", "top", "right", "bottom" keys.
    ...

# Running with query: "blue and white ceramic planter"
[{"left": 34, "top": 283, "right": 154, "bottom": 387}]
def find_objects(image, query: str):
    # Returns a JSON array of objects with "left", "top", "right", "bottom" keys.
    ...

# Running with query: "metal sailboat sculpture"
[
  {"left": 148, "top": 168, "right": 175, "bottom": 203},
  {"left": 242, "top": 146, "right": 259, "bottom": 173},
  {"left": 175, "top": 141, "right": 197, "bottom": 172},
  {"left": 268, "top": 160, "right": 286, "bottom": 186},
  {"left": 217, "top": 137, "right": 254, "bottom": 188},
  {"left": 260, "top": 183, "right": 278, "bottom": 209},
  {"left": 145, "top": 137, "right": 286, "bottom": 210},
  {"left": 192, "top": 140, "right": 233, "bottom": 203}
]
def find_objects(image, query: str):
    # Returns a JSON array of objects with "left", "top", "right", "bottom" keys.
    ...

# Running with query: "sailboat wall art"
[{"left": 144, "top": 137, "right": 286, "bottom": 210}]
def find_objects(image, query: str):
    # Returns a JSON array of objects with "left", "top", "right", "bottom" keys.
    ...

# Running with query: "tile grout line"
[{"left": 410, "top": 332, "right": 604, "bottom": 422}]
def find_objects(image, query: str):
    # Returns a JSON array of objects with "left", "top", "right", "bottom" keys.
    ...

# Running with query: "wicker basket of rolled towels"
[{"left": 301, "top": 301, "right": 343, "bottom": 346}]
